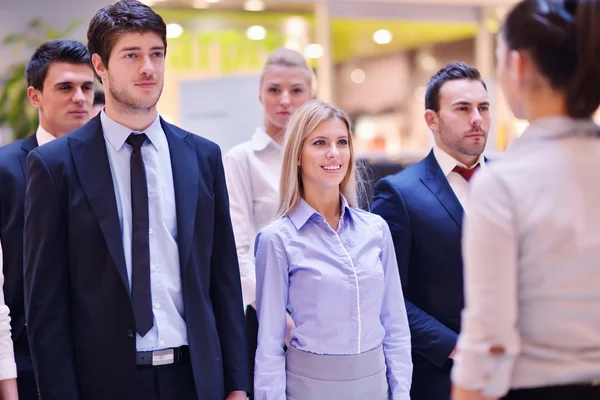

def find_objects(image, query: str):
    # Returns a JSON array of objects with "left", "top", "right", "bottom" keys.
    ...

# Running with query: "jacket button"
[{"left": 126, "top": 329, "right": 134, "bottom": 338}]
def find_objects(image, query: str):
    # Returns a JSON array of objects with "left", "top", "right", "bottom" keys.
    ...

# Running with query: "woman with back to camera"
[
  {"left": 451, "top": 1, "right": 600, "bottom": 399},
  {"left": 254, "top": 100, "right": 412, "bottom": 400}
]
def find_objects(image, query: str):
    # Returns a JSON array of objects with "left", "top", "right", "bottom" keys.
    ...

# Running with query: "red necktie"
[{"left": 452, "top": 163, "right": 480, "bottom": 182}]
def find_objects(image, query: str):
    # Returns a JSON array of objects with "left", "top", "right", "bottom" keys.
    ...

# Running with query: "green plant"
[{"left": 0, "top": 18, "right": 80, "bottom": 142}]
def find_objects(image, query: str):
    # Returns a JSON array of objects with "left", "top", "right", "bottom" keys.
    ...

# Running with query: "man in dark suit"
[
  {"left": 23, "top": 2, "right": 249, "bottom": 400},
  {"left": 371, "top": 62, "right": 491, "bottom": 400},
  {"left": 0, "top": 39, "right": 94, "bottom": 400}
]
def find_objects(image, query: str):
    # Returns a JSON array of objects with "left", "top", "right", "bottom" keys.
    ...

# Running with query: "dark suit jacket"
[
  {"left": 371, "top": 150, "right": 465, "bottom": 400},
  {"left": 23, "top": 115, "right": 250, "bottom": 400},
  {"left": 0, "top": 134, "right": 38, "bottom": 352}
]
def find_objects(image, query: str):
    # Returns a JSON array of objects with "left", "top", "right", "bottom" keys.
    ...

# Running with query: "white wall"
[{"left": 178, "top": 74, "right": 263, "bottom": 153}]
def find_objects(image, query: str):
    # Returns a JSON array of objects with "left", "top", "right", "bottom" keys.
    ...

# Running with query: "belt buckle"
[{"left": 152, "top": 348, "right": 175, "bottom": 366}]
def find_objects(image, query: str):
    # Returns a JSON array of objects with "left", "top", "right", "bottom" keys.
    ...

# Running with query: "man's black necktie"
[{"left": 127, "top": 133, "right": 153, "bottom": 337}]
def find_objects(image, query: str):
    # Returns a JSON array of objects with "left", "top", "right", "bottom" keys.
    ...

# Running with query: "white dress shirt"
[
  {"left": 432, "top": 145, "right": 485, "bottom": 213},
  {"left": 101, "top": 111, "right": 187, "bottom": 351},
  {"left": 452, "top": 116, "right": 600, "bottom": 397},
  {"left": 224, "top": 127, "right": 283, "bottom": 307},
  {"left": 36, "top": 125, "right": 56, "bottom": 147},
  {"left": 0, "top": 241, "right": 17, "bottom": 381}
]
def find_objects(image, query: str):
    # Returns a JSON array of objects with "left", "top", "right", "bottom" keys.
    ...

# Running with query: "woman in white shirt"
[
  {"left": 224, "top": 47, "right": 314, "bottom": 309},
  {"left": 451, "top": 1, "right": 600, "bottom": 399},
  {"left": 254, "top": 100, "right": 412, "bottom": 399},
  {"left": 223, "top": 48, "right": 314, "bottom": 396},
  {"left": 0, "top": 242, "right": 18, "bottom": 399}
]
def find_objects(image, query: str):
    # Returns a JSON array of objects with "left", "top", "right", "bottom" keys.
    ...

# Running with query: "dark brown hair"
[
  {"left": 26, "top": 40, "right": 90, "bottom": 90},
  {"left": 87, "top": 0, "right": 167, "bottom": 83},
  {"left": 501, "top": 0, "right": 600, "bottom": 118},
  {"left": 425, "top": 62, "right": 487, "bottom": 112}
]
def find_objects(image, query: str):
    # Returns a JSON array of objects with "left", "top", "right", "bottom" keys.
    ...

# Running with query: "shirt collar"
[
  {"left": 252, "top": 127, "right": 281, "bottom": 152},
  {"left": 288, "top": 194, "right": 353, "bottom": 230},
  {"left": 509, "top": 116, "right": 599, "bottom": 150},
  {"left": 432, "top": 144, "right": 486, "bottom": 177},
  {"left": 100, "top": 110, "right": 163, "bottom": 152},
  {"left": 36, "top": 125, "right": 57, "bottom": 147}
]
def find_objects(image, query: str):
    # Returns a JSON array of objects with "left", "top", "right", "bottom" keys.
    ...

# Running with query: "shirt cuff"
[
  {"left": 241, "top": 275, "right": 257, "bottom": 307},
  {"left": 0, "top": 356, "right": 17, "bottom": 381},
  {"left": 451, "top": 344, "right": 516, "bottom": 397},
  {"left": 390, "top": 391, "right": 411, "bottom": 400}
]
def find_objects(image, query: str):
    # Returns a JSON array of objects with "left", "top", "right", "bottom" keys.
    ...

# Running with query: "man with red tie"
[{"left": 371, "top": 62, "right": 490, "bottom": 400}]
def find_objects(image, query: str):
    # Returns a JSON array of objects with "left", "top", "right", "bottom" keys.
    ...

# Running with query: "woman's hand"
[
  {"left": 285, "top": 312, "right": 295, "bottom": 348},
  {"left": 451, "top": 385, "right": 497, "bottom": 400},
  {"left": 0, "top": 378, "right": 18, "bottom": 400}
]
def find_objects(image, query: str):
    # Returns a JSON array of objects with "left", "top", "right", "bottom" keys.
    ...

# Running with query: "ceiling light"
[
  {"left": 205, "top": 0, "right": 219, "bottom": 3},
  {"left": 166, "top": 23, "right": 184, "bottom": 39},
  {"left": 244, "top": 0, "right": 265, "bottom": 11},
  {"left": 246, "top": 25, "right": 267, "bottom": 41},
  {"left": 305, "top": 43, "right": 324, "bottom": 59},
  {"left": 284, "top": 17, "right": 307, "bottom": 38},
  {"left": 373, "top": 29, "right": 392, "bottom": 45},
  {"left": 350, "top": 68, "right": 366, "bottom": 84},
  {"left": 193, "top": 0, "right": 209, "bottom": 8}
]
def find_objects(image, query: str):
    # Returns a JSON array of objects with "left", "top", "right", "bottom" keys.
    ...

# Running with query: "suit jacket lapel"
[
  {"left": 162, "top": 119, "right": 198, "bottom": 271},
  {"left": 420, "top": 150, "right": 464, "bottom": 227},
  {"left": 69, "top": 116, "right": 129, "bottom": 292},
  {"left": 19, "top": 134, "right": 38, "bottom": 179}
]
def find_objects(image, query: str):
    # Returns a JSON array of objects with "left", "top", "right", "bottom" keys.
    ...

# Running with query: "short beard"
[
  {"left": 107, "top": 72, "right": 163, "bottom": 114},
  {"left": 438, "top": 119, "right": 487, "bottom": 157}
]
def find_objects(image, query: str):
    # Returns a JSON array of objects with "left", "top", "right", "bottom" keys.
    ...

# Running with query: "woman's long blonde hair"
[{"left": 276, "top": 100, "right": 364, "bottom": 218}]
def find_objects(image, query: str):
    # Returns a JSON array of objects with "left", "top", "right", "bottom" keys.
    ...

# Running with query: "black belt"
[{"left": 136, "top": 346, "right": 189, "bottom": 366}]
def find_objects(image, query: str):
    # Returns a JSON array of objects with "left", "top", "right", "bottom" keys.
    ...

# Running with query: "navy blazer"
[
  {"left": 371, "top": 150, "right": 465, "bottom": 398},
  {"left": 0, "top": 134, "right": 38, "bottom": 348},
  {"left": 23, "top": 115, "right": 250, "bottom": 400}
]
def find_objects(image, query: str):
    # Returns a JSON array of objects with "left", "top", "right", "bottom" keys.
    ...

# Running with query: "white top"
[
  {"left": 223, "top": 127, "right": 283, "bottom": 306},
  {"left": 452, "top": 116, "right": 600, "bottom": 397},
  {"left": 432, "top": 144, "right": 486, "bottom": 213},
  {"left": 0, "top": 241, "right": 17, "bottom": 381},
  {"left": 36, "top": 125, "right": 56, "bottom": 147}
]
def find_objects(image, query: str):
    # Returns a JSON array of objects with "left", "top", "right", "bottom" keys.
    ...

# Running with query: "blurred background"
[{"left": 1, "top": 0, "right": 599, "bottom": 161}]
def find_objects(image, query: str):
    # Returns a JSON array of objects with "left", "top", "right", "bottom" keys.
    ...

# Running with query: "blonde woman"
[
  {"left": 254, "top": 100, "right": 412, "bottom": 400},
  {"left": 223, "top": 49, "right": 314, "bottom": 395},
  {"left": 224, "top": 48, "right": 314, "bottom": 310}
]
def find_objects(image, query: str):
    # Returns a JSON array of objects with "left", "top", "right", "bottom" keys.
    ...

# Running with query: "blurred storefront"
[
  {"left": 145, "top": 0, "right": 530, "bottom": 159},
  {"left": 1, "top": 0, "right": 597, "bottom": 150}
]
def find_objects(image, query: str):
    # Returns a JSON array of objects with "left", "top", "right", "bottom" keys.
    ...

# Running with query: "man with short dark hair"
[
  {"left": 371, "top": 61, "right": 491, "bottom": 400},
  {"left": 23, "top": 1, "right": 249, "bottom": 400},
  {"left": 0, "top": 38, "right": 93, "bottom": 400}
]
